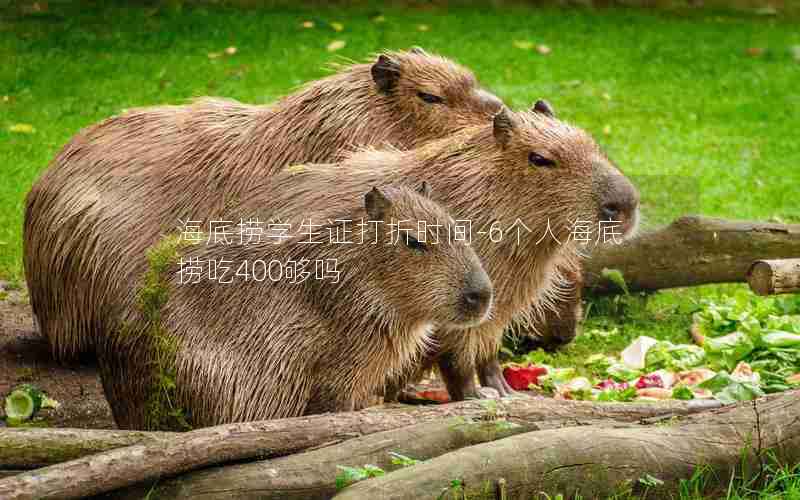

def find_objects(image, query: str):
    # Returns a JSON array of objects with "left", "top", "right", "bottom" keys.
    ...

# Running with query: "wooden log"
[
  {"left": 335, "top": 391, "right": 800, "bottom": 500},
  {"left": 747, "top": 258, "right": 800, "bottom": 295},
  {"left": 585, "top": 216, "right": 800, "bottom": 294},
  {"left": 0, "top": 428, "right": 175, "bottom": 470},
  {"left": 0, "top": 397, "right": 719, "bottom": 499},
  {"left": 111, "top": 417, "right": 539, "bottom": 500}
]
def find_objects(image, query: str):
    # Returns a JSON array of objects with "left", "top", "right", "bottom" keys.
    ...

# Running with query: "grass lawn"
[{"left": 1, "top": 2, "right": 799, "bottom": 497}]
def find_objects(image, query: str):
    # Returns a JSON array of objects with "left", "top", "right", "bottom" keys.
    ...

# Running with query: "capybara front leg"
[
  {"left": 478, "top": 358, "right": 517, "bottom": 397},
  {"left": 437, "top": 353, "right": 479, "bottom": 401}
]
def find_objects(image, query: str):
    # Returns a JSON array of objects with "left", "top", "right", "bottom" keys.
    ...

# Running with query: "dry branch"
[
  {"left": 0, "top": 397, "right": 718, "bottom": 499},
  {"left": 748, "top": 258, "right": 800, "bottom": 295},
  {"left": 336, "top": 391, "right": 800, "bottom": 500},
  {"left": 585, "top": 216, "right": 800, "bottom": 294}
]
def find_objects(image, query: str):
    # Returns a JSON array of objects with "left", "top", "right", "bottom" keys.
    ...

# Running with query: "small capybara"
[
  {"left": 228, "top": 104, "right": 639, "bottom": 401},
  {"left": 98, "top": 184, "right": 493, "bottom": 429},
  {"left": 24, "top": 48, "right": 503, "bottom": 363}
]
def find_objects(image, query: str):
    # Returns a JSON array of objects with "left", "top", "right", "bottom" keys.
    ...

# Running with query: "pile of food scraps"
[{"left": 504, "top": 294, "right": 800, "bottom": 403}]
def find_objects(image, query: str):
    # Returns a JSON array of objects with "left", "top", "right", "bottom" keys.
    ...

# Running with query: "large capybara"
[
  {"left": 227, "top": 104, "right": 639, "bottom": 401},
  {"left": 24, "top": 48, "right": 503, "bottom": 363},
  {"left": 99, "top": 184, "right": 493, "bottom": 429}
]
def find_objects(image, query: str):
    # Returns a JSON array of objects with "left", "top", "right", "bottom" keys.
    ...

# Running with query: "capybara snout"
[
  {"left": 458, "top": 267, "right": 493, "bottom": 327},
  {"left": 596, "top": 168, "right": 640, "bottom": 238}
]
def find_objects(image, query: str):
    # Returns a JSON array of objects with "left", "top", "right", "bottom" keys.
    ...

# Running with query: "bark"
[
  {"left": 585, "top": 216, "right": 800, "bottom": 294},
  {"left": 748, "top": 258, "right": 800, "bottom": 295},
  {"left": 112, "top": 417, "right": 537, "bottom": 500},
  {"left": 336, "top": 391, "right": 800, "bottom": 500},
  {"left": 0, "top": 397, "right": 718, "bottom": 500},
  {"left": 0, "top": 428, "right": 175, "bottom": 470}
]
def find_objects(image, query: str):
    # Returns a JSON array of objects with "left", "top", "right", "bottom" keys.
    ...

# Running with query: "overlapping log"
[
  {"left": 0, "top": 397, "right": 717, "bottom": 499},
  {"left": 585, "top": 216, "right": 800, "bottom": 294},
  {"left": 336, "top": 391, "right": 800, "bottom": 500},
  {"left": 748, "top": 258, "right": 800, "bottom": 295}
]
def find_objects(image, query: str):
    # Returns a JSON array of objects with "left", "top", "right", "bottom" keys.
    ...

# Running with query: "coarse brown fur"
[
  {"left": 223, "top": 107, "right": 640, "bottom": 401},
  {"left": 24, "top": 48, "right": 502, "bottom": 363},
  {"left": 100, "top": 185, "right": 493, "bottom": 429}
]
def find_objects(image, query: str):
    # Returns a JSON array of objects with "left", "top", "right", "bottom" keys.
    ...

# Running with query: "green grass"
[
  {"left": 2, "top": 1, "right": 799, "bottom": 277},
  {"left": 1, "top": 2, "right": 798, "bottom": 494}
]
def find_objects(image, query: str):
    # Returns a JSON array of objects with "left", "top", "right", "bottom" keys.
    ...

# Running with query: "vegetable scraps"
[
  {"left": 502, "top": 293, "right": 800, "bottom": 404},
  {"left": 4, "top": 384, "right": 60, "bottom": 423}
]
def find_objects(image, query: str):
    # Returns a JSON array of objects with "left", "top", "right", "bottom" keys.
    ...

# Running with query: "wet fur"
[
  {"left": 23, "top": 49, "right": 500, "bottom": 363},
  {"left": 100, "top": 185, "right": 490, "bottom": 429},
  {"left": 225, "top": 110, "right": 638, "bottom": 400}
]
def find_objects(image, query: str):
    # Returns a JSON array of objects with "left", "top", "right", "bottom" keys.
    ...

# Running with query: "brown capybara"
[
  {"left": 24, "top": 48, "right": 503, "bottom": 363},
  {"left": 228, "top": 104, "right": 639, "bottom": 401},
  {"left": 99, "top": 184, "right": 493, "bottom": 429}
]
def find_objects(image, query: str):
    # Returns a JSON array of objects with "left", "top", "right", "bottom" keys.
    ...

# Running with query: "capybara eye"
[
  {"left": 404, "top": 234, "right": 428, "bottom": 252},
  {"left": 417, "top": 92, "right": 444, "bottom": 104},
  {"left": 528, "top": 152, "right": 557, "bottom": 168}
]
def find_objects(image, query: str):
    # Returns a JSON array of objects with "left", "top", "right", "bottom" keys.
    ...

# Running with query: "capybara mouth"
[
  {"left": 596, "top": 199, "right": 641, "bottom": 245},
  {"left": 453, "top": 293, "right": 493, "bottom": 328}
]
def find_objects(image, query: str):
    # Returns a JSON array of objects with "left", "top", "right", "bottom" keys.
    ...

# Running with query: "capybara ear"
[
  {"left": 418, "top": 181, "right": 432, "bottom": 198},
  {"left": 409, "top": 46, "right": 428, "bottom": 56},
  {"left": 365, "top": 187, "right": 393, "bottom": 220},
  {"left": 493, "top": 107, "right": 516, "bottom": 147},
  {"left": 371, "top": 54, "right": 401, "bottom": 95},
  {"left": 532, "top": 99, "right": 556, "bottom": 118}
]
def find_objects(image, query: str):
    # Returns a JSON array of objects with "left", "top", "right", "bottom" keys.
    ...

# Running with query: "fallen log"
[
  {"left": 112, "top": 417, "right": 539, "bottom": 500},
  {"left": 748, "top": 258, "right": 800, "bottom": 295},
  {"left": 335, "top": 391, "right": 800, "bottom": 500},
  {"left": 0, "top": 428, "right": 175, "bottom": 470},
  {"left": 0, "top": 397, "right": 719, "bottom": 499},
  {"left": 585, "top": 216, "right": 800, "bottom": 294}
]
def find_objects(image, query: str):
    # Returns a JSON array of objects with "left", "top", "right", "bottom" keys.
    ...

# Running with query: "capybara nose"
[
  {"left": 601, "top": 202, "right": 621, "bottom": 221},
  {"left": 599, "top": 172, "right": 640, "bottom": 235},
  {"left": 461, "top": 269, "right": 493, "bottom": 320}
]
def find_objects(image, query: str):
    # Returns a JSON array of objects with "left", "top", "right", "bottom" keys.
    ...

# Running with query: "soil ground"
[{"left": 0, "top": 283, "right": 115, "bottom": 429}]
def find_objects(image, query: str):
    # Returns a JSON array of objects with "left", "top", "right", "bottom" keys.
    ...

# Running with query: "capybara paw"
[{"left": 475, "top": 386, "right": 501, "bottom": 400}]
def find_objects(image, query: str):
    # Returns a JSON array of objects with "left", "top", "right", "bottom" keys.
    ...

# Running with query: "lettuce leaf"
[
  {"left": 698, "top": 371, "right": 764, "bottom": 404},
  {"left": 645, "top": 341, "right": 706, "bottom": 371},
  {"left": 704, "top": 331, "right": 755, "bottom": 371}
]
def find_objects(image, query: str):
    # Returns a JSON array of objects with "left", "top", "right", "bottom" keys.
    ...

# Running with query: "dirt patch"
[{"left": 0, "top": 285, "right": 115, "bottom": 429}]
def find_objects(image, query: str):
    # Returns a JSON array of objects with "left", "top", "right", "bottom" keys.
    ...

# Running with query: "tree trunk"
[
  {"left": 335, "top": 391, "right": 800, "bottom": 500},
  {"left": 748, "top": 258, "right": 800, "bottom": 295},
  {"left": 0, "top": 397, "right": 718, "bottom": 499},
  {"left": 585, "top": 216, "right": 800, "bottom": 294}
]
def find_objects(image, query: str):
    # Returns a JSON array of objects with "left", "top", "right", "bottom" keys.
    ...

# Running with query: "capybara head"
[
  {"left": 489, "top": 101, "right": 639, "bottom": 247},
  {"left": 358, "top": 183, "right": 493, "bottom": 328},
  {"left": 370, "top": 47, "right": 503, "bottom": 137}
]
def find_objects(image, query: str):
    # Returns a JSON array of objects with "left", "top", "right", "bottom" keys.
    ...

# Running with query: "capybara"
[
  {"left": 99, "top": 184, "right": 493, "bottom": 429},
  {"left": 227, "top": 104, "right": 639, "bottom": 401},
  {"left": 24, "top": 48, "right": 503, "bottom": 363}
]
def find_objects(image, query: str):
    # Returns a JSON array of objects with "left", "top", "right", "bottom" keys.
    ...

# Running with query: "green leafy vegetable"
[
  {"left": 645, "top": 341, "right": 706, "bottom": 371},
  {"left": 597, "top": 386, "right": 637, "bottom": 402},
  {"left": 704, "top": 331, "right": 755, "bottom": 371},
  {"left": 671, "top": 385, "right": 695, "bottom": 400},
  {"left": 760, "top": 331, "right": 800, "bottom": 349},
  {"left": 606, "top": 363, "right": 641, "bottom": 382},
  {"left": 698, "top": 371, "right": 764, "bottom": 404}
]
